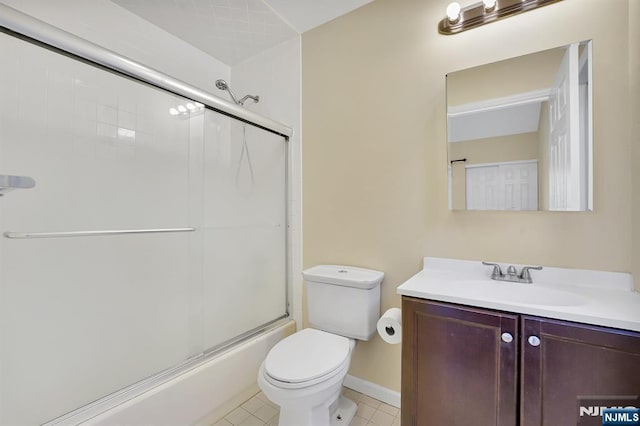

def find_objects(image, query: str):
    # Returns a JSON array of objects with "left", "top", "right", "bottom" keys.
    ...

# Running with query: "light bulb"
[
  {"left": 169, "top": 108, "right": 179, "bottom": 116},
  {"left": 195, "top": 102, "right": 204, "bottom": 108},
  {"left": 186, "top": 103, "right": 196, "bottom": 110},
  {"left": 446, "top": 2, "right": 461, "bottom": 22},
  {"left": 483, "top": 0, "right": 496, "bottom": 10},
  {"left": 177, "top": 105, "right": 187, "bottom": 113}
]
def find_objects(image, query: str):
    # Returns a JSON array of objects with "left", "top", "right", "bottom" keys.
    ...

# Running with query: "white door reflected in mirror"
[{"left": 446, "top": 40, "right": 593, "bottom": 212}]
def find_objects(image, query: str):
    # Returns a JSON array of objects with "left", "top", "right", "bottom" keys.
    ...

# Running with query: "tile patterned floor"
[{"left": 212, "top": 387, "right": 401, "bottom": 426}]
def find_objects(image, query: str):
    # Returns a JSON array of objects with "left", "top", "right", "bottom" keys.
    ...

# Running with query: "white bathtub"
[{"left": 74, "top": 321, "right": 295, "bottom": 426}]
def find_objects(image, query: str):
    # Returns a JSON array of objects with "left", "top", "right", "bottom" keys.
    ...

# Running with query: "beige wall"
[
  {"left": 449, "top": 132, "right": 539, "bottom": 165},
  {"left": 302, "top": 0, "right": 634, "bottom": 392},
  {"left": 451, "top": 163, "right": 466, "bottom": 210},
  {"left": 447, "top": 48, "right": 564, "bottom": 106}
]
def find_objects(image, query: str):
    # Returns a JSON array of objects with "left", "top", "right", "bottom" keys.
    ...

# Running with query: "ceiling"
[
  {"left": 263, "top": 0, "right": 373, "bottom": 33},
  {"left": 447, "top": 102, "right": 544, "bottom": 143},
  {"left": 111, "top": 0, "right": 373, "bottom": 66}
]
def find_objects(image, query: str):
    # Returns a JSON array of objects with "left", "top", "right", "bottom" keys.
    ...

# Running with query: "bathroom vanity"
[{"left": 397, "top": 258, "right": 640, "bottom": 426}]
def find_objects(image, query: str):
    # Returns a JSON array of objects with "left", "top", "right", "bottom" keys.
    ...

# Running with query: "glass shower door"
[
  {"left": 0, "top": 33, "right": 204, "bottom": 425},
  {"left": 0, "top": 28, "right": 288, "bottom": 426},
  {"left": 202, "top": 114, "right": 288, "bottom": 350}
]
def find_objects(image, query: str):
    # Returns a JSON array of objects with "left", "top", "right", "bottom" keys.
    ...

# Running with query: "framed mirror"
[{"left": 447, "top": 40, "right": 593, "bottom": 211}]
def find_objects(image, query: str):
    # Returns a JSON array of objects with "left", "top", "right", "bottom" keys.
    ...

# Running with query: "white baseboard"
[{"left": 343, "top": 375, "right": 401, "bottom": 408}]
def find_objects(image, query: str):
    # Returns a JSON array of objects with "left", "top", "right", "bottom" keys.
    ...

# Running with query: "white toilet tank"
[{"left": 302, "top": 265, "right": 384, "bottom": 340}]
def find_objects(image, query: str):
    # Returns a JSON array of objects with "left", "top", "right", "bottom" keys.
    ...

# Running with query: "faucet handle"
[
  {"left": 482, "top": 261, "right": 504, "bottom": 279},
  {"left": 519, "top": 265, "right": 543, "bottom": 283}
]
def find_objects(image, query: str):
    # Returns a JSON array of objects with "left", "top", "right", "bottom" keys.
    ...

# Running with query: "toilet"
[{"left": 258, "top": 265, "right": 384, "bottom": 426}]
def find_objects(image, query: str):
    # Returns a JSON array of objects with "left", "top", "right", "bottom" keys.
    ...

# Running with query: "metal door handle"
[{"left": 0, "top": 174, "right": 36, "bottom": 196}]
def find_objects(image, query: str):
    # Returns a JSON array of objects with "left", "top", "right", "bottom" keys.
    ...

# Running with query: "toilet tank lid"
[{"left": 302, "top": 265, "right": 384, "bottom": 289}]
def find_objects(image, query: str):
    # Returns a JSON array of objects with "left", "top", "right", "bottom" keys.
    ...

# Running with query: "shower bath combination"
[
  {"left": 0, "top": 4, "right": 292, "bottom": 424},
  {"left": 215, "top": 79, "right": 260, "bottom": 187}
]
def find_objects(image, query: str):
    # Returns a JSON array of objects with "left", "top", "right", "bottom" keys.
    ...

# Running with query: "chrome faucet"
[{"left": 482, "top": 262, "right": 543, "bottom": 284}]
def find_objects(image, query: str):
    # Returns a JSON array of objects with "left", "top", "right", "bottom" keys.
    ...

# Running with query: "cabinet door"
[
  {"left": 401, "top": 297, "right": 518, "bottom": 426},
  {"left": 521, "top": 316, "right": 640, "bottom": 426}
]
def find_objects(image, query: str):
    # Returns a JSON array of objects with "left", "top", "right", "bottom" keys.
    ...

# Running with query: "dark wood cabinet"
[
  {"left": 521, "top": 316, "right": 640, "bottom": 426},
  {"left": 401, "top": 297, "right": 518, "bottom": 426},
  {"left": 401, "top": 296, "right": 640, "bottom": 426}
]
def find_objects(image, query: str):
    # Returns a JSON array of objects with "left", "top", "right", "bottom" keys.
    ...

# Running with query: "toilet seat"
[{"left": 264, "top": 328, "right": 351, "bottom": 389}]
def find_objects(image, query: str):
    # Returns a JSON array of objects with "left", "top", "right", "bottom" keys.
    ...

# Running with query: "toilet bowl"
[
  {"left": 258, "top": 329, "right": 357, "bottom": 426},
  {"left": 257, "top": 265, "right": 384, "bottom": 426}
]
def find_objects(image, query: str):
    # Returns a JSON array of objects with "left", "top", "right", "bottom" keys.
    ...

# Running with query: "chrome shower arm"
[
  {"left": 225, "top": 86, "right": 240, "bottom": 105},
  {"left": 239, "top": 95, "right": 260, "bottom": 106}
]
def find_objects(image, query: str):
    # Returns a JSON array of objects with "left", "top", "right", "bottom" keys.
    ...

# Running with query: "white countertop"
[{"left": 397, "top": 257, "right": 640, "bottom": 332}]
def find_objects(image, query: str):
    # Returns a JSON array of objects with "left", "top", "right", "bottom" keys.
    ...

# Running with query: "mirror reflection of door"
[
  {"left": 549, "top": 43, "right": 592, "bottom": 211},
  {"left": 446, "top": 40, "right": 592, "bottom": 212},
  {"left": 466, "top": 161, "right": 538, "bottom": 211},
  {"left": 549, "top": 43, "right": 578, "bottom": 210}
]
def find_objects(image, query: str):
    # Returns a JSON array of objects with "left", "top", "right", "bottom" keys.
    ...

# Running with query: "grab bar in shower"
[{"left": 3, "top": 227, "right": 196, "bottom": 239}]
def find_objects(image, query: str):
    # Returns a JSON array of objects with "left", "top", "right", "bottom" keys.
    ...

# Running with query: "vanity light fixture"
[
  {"left": 482, "top": 0, "right": 496, "bottom": 11},
  {"left": 439, "top": 0, "right": 563, "bottom": 35},
  {"left": 446, "top": 2, "right": 462, "bottom": 22}
]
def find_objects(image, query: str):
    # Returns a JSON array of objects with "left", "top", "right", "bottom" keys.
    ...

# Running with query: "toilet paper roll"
[{"left": 377, "top": 308, "right": 402, "bottom": 344}]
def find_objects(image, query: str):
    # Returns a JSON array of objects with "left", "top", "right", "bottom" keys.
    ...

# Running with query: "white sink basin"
[
  {"left": 397, "top": 258, "right": 639, "bottom": 332},
  {"left": 446, "top": 280, "right": 588, "bottom": 307}
]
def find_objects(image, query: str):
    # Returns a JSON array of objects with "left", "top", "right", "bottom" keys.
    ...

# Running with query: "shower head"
[
  {"left": 214, "top": 79, "right": 259, "bottom": 107},
  {"left": 215, "top": 79, "right": 229, "bottom": 90}
]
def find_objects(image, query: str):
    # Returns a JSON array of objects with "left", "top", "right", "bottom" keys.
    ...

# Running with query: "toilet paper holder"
[{"left": 377, "top": 308, "right": 402, "bottom": 344}]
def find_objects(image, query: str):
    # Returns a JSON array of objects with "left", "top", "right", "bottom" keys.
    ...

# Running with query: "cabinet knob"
[
  {"left": 501, "top": 332, "right": 513, "bottom": 343},
  {"left": 528, "top": 335, "right": 541, "bottom": 347}
]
